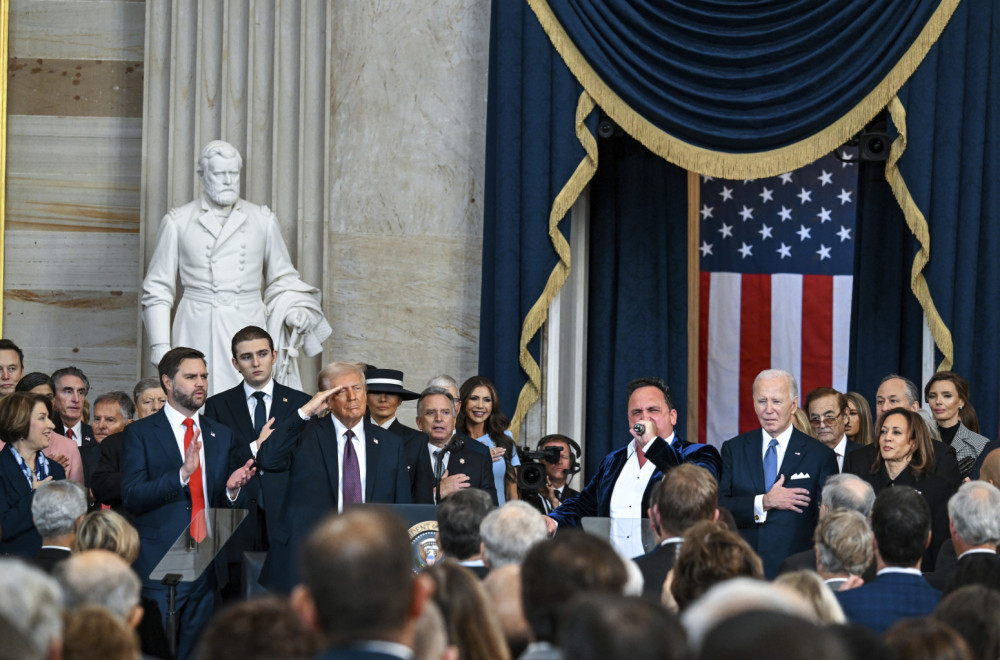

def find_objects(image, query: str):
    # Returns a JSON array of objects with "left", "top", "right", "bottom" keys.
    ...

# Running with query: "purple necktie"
[{"left": 342, "top": 430, "right": 362, "bottom": 508}]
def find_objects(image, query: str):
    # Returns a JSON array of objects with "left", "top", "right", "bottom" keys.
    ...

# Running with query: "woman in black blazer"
[
  {"left": 0, "top": 392, "right": 66, "bottom": 557},
  {"left": 849, "top": 407, "right": 954, "bottom": 572}
]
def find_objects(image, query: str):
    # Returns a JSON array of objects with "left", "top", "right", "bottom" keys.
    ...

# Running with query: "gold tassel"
[
  {"left": 885, "top": 97, "right": 954, "bottom": 370},
  {"left": 509, "top": 91, "right": 598, "bottom": 442},
  {"left": 526, "top": 0, "right": 961, "bottom": 179}
]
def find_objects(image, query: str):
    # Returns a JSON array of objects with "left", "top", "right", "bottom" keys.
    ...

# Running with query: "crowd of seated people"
[{"left": 4, "top": 329, "right": 1000, "bottom": 660}]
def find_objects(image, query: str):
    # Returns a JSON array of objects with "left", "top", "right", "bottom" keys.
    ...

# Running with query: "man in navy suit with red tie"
[
  {"left": 121, "top": 347, "right": 256, "bottom": 660},
  {"left": 719, "top": 369, "right": 839, "bottom": 578}
]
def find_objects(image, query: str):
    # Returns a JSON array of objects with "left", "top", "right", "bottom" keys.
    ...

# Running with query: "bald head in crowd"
[{"left": 293, "top": 507, "right": 432, "bottom": 651}]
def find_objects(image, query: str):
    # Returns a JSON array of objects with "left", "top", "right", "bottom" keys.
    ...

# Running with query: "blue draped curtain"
[{"left": 482, "top": 0, "right": 1000, "bottom": 470}]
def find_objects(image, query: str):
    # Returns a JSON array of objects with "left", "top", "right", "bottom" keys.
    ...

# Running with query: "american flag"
[{"left": 697, "top": 153, "right": 858, "bottom": 448}]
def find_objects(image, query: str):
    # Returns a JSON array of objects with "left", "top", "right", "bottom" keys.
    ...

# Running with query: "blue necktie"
[
  {"left": 252, "top": 391, "right": 267, "bottom": 436},
  {"left": 763, "top": 438, "right": 779, "bottom": 491}
]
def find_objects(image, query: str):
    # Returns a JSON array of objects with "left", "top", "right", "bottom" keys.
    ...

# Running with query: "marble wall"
[
  {"left": 324, "top": 1, "right": 490, "bottom": 417},
  {"left": 3, "top": 0, "right": 145, "bottom": 395},
  {"left": 3, "top": 0, "right": 492, "bottom": 415}
]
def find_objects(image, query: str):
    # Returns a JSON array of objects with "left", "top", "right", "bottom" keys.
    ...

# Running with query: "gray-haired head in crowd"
[
  {"left": 32, "top": 480, "right": 87, "bottom": 541},
  {"left": 480, "top": 501, "right": 548, "bottom": 568},
  {"left": 821, "top": 473, "right": 876, "bottom": 518},
  {"left": 948, "top": 480, "right": 1000, "bottom": 549},
  {"left": 54, "top": 550, "right": 143, "bottom": 626},
  {"left": 0, "top": 558, "right": 63, "bottom": 657},
  {"left": 815, "top": 509, "right": 873, "bottom": 577}
]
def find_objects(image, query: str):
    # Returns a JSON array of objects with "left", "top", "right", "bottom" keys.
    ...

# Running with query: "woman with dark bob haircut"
[
  {"left": 847, "top": 407, "right": 953, "bottom": 570},
  {"left": 0, "top": 392, "right": 66, "bottom": 556}
]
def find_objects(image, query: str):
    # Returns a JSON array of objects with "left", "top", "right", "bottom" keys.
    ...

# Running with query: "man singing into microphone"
[
  {"left": 408, "top": 386, "right": 497, "bottom": 505},
  {"left": 545, "top": 377, "right": 721, "bottom": 555}
]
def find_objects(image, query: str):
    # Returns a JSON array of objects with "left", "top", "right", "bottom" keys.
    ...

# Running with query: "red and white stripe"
[{"left": 698, "top": 272, "right": 853, "bottom": 448}]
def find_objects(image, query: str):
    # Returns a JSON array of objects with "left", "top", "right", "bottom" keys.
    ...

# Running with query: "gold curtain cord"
[
  {"left": 885, "top": 96, "right": 954, "bottom": 371},
  {"left": 526, "top": 0, "right": 962, "bottom": 180},
  {"left": 509, "top": 91, "right": 598, "bottom": 441}
]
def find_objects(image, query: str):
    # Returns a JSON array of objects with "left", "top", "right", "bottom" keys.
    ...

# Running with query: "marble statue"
[{"left": 141, "top": 140, "right": 331, "bottom": 394}]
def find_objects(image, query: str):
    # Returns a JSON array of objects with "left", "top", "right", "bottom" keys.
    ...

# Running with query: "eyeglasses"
[{"left": 809, "top": 413, "right": 843, "bottom": 427}]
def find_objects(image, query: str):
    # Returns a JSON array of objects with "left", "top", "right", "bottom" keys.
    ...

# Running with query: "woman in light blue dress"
[{"left": 456, "top": 376, "right": 519, "bottom": 505}]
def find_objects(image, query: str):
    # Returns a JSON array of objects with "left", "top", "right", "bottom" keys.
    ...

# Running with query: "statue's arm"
[{"left": 141, "top": 212, "right": 180, "bottom": 350}]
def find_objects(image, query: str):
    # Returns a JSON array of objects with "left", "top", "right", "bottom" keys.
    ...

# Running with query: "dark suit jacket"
[
  {"left": 121, "top": 409, "right": 237, "bottom": 585},
  {"left": 634, "top": 540, "right": 682, "bottom": 600},
  {"left": 52, "top": 414, "right": 99, "bottom": 490},
  {"left": 256, "top": 416, "right": 412, "bottom": 593},
  {"left": 204, "top": 381, "right": 311, "bottom": 552},
  {"left": 549, "top": 435, "right": 721, "bottom": 528},
  {"left": 407, "top": 436, "right": 498, "bottom": 506},
  {"left": 33, "top": 546, "right": 71, "bottom": 574},
  {"left": 387, "top": 419, "right": 424, "bottom": 447},
  {"left": 90, "top": 430, "right": 127, "bottom": 512},
  {"left": 925, "top": 548, "right": 1000, "bottom": 590},
  {"left": 0, "top": 445, "right": 67, "bottom": 557},
  {"left": 719, "top": 427, "right": 839, "bottom": 578},
  {"left": 852, "top": 465, "right": 952, "bottom": 572},
  {"left": 836, "top": 571, "right": 941, "bottom": 634},
  {"left": 843, "top": 439, "right": 961, "bottom": 491},
  {"left": 520, "top": 484, "right": 580, "bottom": 515},
  {"left": 972, "top": 439, "right": 1000, "bottom": 480}
]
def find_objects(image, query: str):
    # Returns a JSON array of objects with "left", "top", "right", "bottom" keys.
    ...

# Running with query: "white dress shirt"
[
  {"left": 331, "top": 416, "right": 367, "bottom": 512},
  {"left": 162, "top": 403, "right": 210, "bottom": 507},
  {"left": 754, "top": 424, "right": 795, "bottom": 522}
]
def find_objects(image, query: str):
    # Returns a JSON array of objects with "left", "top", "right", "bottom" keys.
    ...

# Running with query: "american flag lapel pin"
[{"left": 460, "top": 458, "right": 466, "bottom": 464}]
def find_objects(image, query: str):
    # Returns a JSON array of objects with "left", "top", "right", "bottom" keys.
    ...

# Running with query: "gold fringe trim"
[
  {"left": 526, "top": 0, "right": 961, "bottom": 179},
  {"left": 509, "top": 91, "right": 598, "bottom": 442},
  {"left": 885, "top": 97, "right": 953, "bottom": 370}
]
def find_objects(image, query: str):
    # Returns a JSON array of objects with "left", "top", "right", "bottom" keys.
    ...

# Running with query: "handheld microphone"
[
  {"left": 443, "top": 435, "right": 465, "bottom": 453},
  {"left": 633, "top": 422, "right": 646, "bottom": 435}
]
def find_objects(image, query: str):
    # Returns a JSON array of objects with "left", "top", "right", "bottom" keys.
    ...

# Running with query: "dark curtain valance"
[{"left": 529, "top": 0, "right": 960, "bottom": 177}]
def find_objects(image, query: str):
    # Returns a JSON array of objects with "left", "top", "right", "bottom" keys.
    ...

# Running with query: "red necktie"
[
  {"left": 183, "top": 419, "right": 207, "bottom": 542},
  {"left": 65, "top": 429, "right": 74, "bottom": 440}
]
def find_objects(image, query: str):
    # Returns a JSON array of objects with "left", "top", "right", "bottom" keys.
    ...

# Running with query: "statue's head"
[{"left": 197, "top": 140, "right": 243, "bottom": 207}]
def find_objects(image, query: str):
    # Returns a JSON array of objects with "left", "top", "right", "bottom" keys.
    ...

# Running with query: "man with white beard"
[{"left": 141, "top": 140, "right": 331, "bottom": 394}]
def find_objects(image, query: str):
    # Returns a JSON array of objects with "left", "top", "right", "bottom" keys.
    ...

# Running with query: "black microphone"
[{"left": 443, "top": 435, "right": 465, "bottom": 453}]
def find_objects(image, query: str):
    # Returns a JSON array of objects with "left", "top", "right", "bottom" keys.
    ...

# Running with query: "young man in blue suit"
[
  {"left": 836, "top": 485, "right": 941, "bottom": 632},
  {"left": 255, "top": 361, "right": 412, "bottom": 593},
  {"left": 719, "top": 368, "right": 839, "bottom": 578},
  {"left": 121, "top": 347, "right": 256, "bottom": 660},
  {"left": 545, "top": 377, "right": 721, "bottom": 555},
  {"left": 203, "top": 325, "right": 312, "bottom": 598},
  {"left": 292, "top": 507, "right": 432, "bottom": 660}
]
